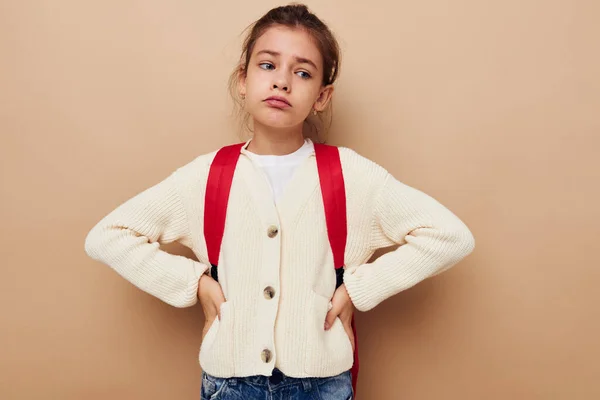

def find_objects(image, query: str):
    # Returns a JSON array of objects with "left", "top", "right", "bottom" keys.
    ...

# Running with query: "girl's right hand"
[{"left": 198, "top": 273, "right": 226, "bottom": 336}]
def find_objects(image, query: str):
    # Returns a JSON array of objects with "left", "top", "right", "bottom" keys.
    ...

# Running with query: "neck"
[{"left": 247, "top": 120, "right": 305, "bottom": 155}]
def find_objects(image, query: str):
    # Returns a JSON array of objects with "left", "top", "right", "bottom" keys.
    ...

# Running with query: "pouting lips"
[{"left": 264, "top": 96, "right": 291, "bottom": 108}]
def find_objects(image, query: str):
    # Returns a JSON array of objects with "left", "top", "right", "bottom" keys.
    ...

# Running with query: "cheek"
[
  {"left": 245, "top": 69, "right": 269, "bottom": 92},
  {"left": 296, "top": 83, "right": 321, "bottom": 107}
]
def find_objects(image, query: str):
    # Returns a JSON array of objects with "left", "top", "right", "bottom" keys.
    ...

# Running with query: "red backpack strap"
[
  {"left": 204, "top": 143, "right": 244, "bottom": 279},
  {"left": 314, "top": 144, "right": 347, "bottom": 270},
  {"left": 314, "top": 143, "right": 360, "bottom": 397}
]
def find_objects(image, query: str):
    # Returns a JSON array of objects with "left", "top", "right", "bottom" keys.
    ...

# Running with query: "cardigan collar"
[{"left": 239, "top": 137, "right": 316, "bottom": 157}]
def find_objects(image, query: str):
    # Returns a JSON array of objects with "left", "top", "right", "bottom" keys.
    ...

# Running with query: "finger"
[
  {"left": 201, "top": 317, "right": 216, "bottom": 340},
  {"left": 329, "top": 295, "right": 343, "bottom": 314},
  {"left": 343, "top": 323, "right": 355, "bottom": 352},
  {"left": 215, "top": 287, "right": 226, "bottom": 304},
  {"left": 324, "top": 309, "right": 338, "bottom": 330},
  {"left": 217, "top": 301, "right": 224, "bottom": 320}
]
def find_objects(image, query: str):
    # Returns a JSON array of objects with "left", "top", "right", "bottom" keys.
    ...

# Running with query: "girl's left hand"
[{"left": 324, "top": 284, "right": 355, "bottom": 352}]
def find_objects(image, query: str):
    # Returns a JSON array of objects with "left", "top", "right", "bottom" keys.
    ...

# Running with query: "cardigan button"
[
  {"left": 267, "top": 225, "right": 279, "bottom": 238},
  {"left": 261, "top": 349, "right": 272, "bottom": 363},
  {"left": 263, "top": 286, "right": 275, "bottom": 299}
]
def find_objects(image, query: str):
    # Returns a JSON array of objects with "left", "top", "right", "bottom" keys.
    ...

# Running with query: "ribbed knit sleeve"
[
  {"left": 84, "top": 169, "right": 208, "bottom": 308},
  {"left": 343, "top": 173, "right": 475, "bottom": 312}
]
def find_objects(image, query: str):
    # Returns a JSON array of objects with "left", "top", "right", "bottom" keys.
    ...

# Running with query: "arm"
[
  {"left": 84, "top": 169, "right": 208, "bottom": 308},
  {"left": 343, "top": 173, "right": 475, "bottom": 312}
]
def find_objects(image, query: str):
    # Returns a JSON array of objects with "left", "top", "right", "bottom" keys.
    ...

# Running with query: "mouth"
[{"left": 264, "top": 96, "right": 292, "bottom": 109}]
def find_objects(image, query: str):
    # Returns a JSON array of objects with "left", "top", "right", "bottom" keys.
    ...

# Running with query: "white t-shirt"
[{"left": 246, "top": 138, "right": 315, "bottom": 204}]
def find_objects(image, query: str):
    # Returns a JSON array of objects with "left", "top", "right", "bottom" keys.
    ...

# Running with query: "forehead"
[{"left": 252, "top": 25, "right": 323, "bottom": 68}]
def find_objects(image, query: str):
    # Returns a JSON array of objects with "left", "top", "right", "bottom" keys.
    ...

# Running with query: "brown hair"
[{"left": 228, "top": 3, "right": 341, "bottom": 142}]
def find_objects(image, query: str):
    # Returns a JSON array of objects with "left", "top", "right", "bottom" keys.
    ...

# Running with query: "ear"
[
  {"left": 313, "top": 84, "right": 334, "bottom": 112},
  {"left": 237, "top": 65, "right": 247, "bottom": 98}
]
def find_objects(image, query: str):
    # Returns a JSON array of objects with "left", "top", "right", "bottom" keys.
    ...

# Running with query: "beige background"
[{"left": 1, "top": 0, "right": 599, "bottom": 399}]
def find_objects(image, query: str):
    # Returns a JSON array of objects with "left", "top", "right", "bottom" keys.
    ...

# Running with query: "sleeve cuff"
[
  {"left": 343, "top": 265, "right": 375, "bottom": 312},
  {"left": 182, "top": 261, "right": 209, "bottom": 308}
]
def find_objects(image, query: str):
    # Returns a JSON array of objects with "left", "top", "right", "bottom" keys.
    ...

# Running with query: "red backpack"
[{"left": 203, "top": 142, "right": 360, "bottom": 396}]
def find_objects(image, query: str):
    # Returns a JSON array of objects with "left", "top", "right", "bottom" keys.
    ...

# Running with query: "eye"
[
  {"left": 259, "top": 62, "right": 275, "bottom": 70},
  {"left": 296, "top": 71, "right": 311, "bottom": 79}
]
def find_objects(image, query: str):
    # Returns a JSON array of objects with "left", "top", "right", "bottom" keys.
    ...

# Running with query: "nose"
[{"left": 272, "top": 73, "right": 290, "bottom": 92}]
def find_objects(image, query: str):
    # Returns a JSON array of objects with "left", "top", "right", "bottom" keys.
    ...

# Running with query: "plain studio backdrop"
[{"left": 1, "top": 1, "right": 599, "bottom": 399}]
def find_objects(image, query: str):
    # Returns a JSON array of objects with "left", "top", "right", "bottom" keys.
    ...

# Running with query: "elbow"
[
  {"left": 444, "top": 224, "right": 475, "bottom": 265},
  {"left": 84, "top": 224, "right": 104, "bottom": 260},
  {"left": 458, "top": 226, "right": 475, "bottom": 256},
  {"left": 429, "top": 224, "right": 475, "bottom": 276}
]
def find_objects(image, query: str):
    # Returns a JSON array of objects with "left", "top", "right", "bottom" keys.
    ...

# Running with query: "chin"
[{"left": 254, "top": 111, "right": 303, "bottom": 130}]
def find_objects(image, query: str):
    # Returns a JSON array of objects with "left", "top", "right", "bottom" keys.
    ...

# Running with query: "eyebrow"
[{"left": 255, "top": 50, "right": 319, "bottom": 71}]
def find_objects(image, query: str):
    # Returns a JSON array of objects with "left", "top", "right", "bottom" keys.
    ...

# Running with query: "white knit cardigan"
[{"left": 84, "top": 141, "right": 475, "bottom": 378}]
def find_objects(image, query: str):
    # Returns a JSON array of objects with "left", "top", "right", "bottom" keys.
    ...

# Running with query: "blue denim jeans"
[{"left": 201, "top": 368, "right": 353, "bottom": 400}]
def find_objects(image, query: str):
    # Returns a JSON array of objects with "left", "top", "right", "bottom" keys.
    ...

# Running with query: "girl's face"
[{"left": 239, "top": 25, "right": 333, "bottom": 131}]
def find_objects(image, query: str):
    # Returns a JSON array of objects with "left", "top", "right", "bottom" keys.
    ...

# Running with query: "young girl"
[{"left": 85, "top": 4, "right": 475, "bottom": 399}]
